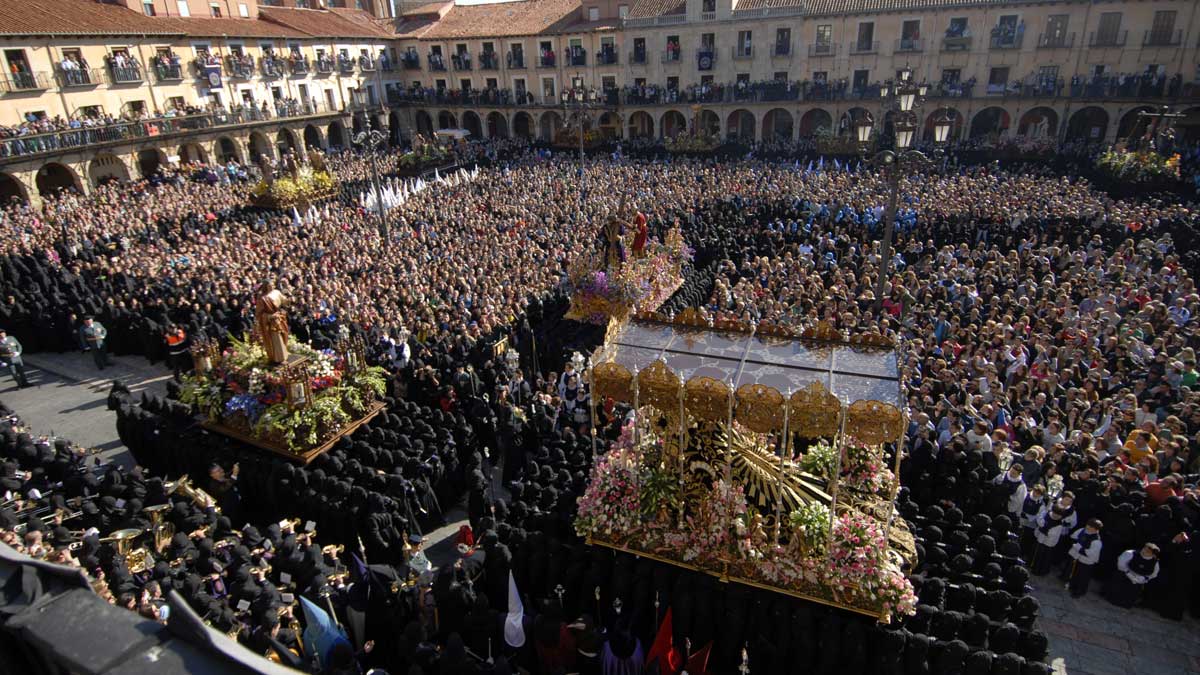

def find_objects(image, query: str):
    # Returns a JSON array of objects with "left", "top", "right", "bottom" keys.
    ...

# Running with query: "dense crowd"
[{"left": 1, "top": 140, "right": 1200, "bottom": 675}]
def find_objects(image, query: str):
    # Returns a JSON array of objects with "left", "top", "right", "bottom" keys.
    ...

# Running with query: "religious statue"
[
  {"left": 631, "top": 210, "right": 649, "bottom": 258},
  {"left": 602, "top": 213, "right": 626, "bottom": 271},
  {"left": 308, "top": 149, "right": 327, "bottom": 174},
  {"left": 256, "top": 154, "right": 275, "bottom": 186},
  {"left": 255, "top": 281, "right": 290, "bottom": 365},
  {"left": 284, "top": 152, "right": 300, "bottom": 180}
]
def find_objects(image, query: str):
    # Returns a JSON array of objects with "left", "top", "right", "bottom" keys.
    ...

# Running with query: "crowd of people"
[{"left": 0, "top": 135, "right": 1199, "bottom": 674}]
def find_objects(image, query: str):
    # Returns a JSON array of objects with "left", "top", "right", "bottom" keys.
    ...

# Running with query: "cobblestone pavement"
[{"left": 1031, "top": 572, "right": 1200, "bottom": 675}]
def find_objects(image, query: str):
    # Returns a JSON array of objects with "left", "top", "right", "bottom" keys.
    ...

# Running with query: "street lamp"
[
  {"left": 352, "top": 91, "right": 389, "bottom": 241},
  {"left": 561, "top": 75, "right": 604, "bottom": 222},
  {"left": 855, "top": 73, "right": 951, "bottom": 314}
]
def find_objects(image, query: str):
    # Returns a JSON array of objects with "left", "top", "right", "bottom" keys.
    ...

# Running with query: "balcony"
[
  {"left": 661, "top": 49, "right": 682, "bottom": 64},
  {"left": 0, "top": 102, "right": 340, "bottom": 163},
  {"left": 568, "top": 49, "right": 587, "bottom": 66},
  {"left": 260, "top": 57, "right": 284, "bottom": 79},
  {"left": 402, "top": 53, "right": 421, "bottom": 70},
  {"left": 538, "top": 54, "right": 556, "bottom": 68},
  {"left": 314, "top": 58, "right": 334, "bottom": 75},
  {"left": 808, "top": 43, "right": 835, "bottom": 57},
  {"left": 989, "top": 32, "right": 1023, "bottom": 49},
  {"left": 451, "top": 54, "right": 471, "bottom": 71},
  {"left": 107, "top": 61, "right": 143, "bottom": 84},
  {"left": 479, "top": 51, "right": 499, "bottom": 70},
  {"left": 1037, "top": 32, "right": 1074, "bottom": 49},
  {"left": 1143, "top": 29, "right": 1181, "bottom": 47},
  {"left": 1088, "top": 30, "right": 1127, "bottom": 48},
  {"left": 225, "top": 56, "right": 255, "bottom": 79},
  {"left": 630, "top": 50, "right": 648, "bottom": 65},
  {"left": 507, "top": 53, "right": 525, "bottom": 69},
  {"left": 895, "top": 37, "right": 923, "bottom": 53},
  {"left": 848, "top": 40, "right": 879, "bottom": 55},
  {"left": 56, "top": 66, "right": 102, "bottom": 88},
  {"left": 337, "top": 57, "right": 356, "bottom": 74},
  {"left": 1, "top": 71, "right": 49, "bottom": 93},
  {"left": 732, "top": 45, "right": 753, "bottom": 60},
  {"left": 288, "top": 57, "right": 309, "bottom": 76},
  {"left": 772, "top": 42, "right": 791, "bottom": 57},
  {"left": 596, "top": 49, "right": 618, "bottom": 66},
  {"left": 359, "top": 55, "right": 377, "bottom": 72},
  {"left": 942, "top": 34, "right": 972, "bottom": 51},
  {"left": 700, "top": 10, "right": 715, "bottom": 20},
  {"left": 154, "top": 63, "right": 183, "bottom": 82},
  {"left": 379, "top": 57, "right": 395, "bottom": 73},
  {"left": 428, "top": 55, "right": 447, "bottom": 71}
]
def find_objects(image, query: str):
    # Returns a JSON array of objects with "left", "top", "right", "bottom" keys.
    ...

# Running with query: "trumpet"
[{"left": 321, "top": 543, "right": 344, "bottom": 558}]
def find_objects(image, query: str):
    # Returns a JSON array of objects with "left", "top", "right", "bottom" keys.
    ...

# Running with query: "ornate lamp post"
[
  {"left": 561, "top": 76, "right": 602, "bottom": 222},
  {"left": 854, "top": 67, "right": 952, "bottom": 314},
  {"left": 352, "top": 90, "right": 389, "bottom": 241}
]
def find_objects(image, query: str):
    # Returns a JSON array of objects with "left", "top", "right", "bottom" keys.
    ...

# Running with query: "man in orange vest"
[{"left": 164, "top": 325, "right": 189, "bottom": 379}]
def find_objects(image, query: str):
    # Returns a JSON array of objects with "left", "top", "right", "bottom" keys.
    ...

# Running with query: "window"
[
  {"left": 852, "top": 69, "right": 868, "bottom": 91},
  {"left": 601, "top": 75, "right": 615, "bottom": 90},
  {"left": 633, "top": 37, "right": 646, "bottom": 62},
  {"left": 775, "top": 28, "right": 790, "bottom": 54},
  {"left": 941, "top": 68, "right": 960, "bottom": 83},
  {"left": 485, "top": 77, "right": 498, "bottom": 88},
  {"left": 1044, "top": 15, "right": 1068, "bottom": 41},
  {"left": 298, "top": 83, "right": 308, "bottom": 100},
  {"left": 514, "top": 78, "right": 526, "bottom": 96},
  {"left": 618, "top": 4, "right": 628, "bottom": 19},
  {"left": 1038, "top": 65, "right": 1058, "bottom": 83},
  {"left": 856, "top": 22, "right": 874, "bottom": 51},
  {"left": 542, "top": 77, "right": 555, "bottom": 99},
  {"left": 946, "top": 17, "right": 967, "bottom": 37},
  {"left": 773, "top": 71, "right": 787, "bottom": 81},
  {"left": 143, "top": 1, "right": 155, "bottom": 16},
  {"left": 239, "top": 3, "right": 249, "bottom": 17},
  {"left": 167, "top": 96, "right": 184, "bottom": 110},
  {"left": 210, "top": 3, "right": 221, "bottom": 17},
  {"left": 1149, "top": 10, "right": 1177, "bottom": 45},
  {"left": 702, "top": 0, "right": 714, "bottom": 11},
  {"left": 988, "top": 66, "right": 1010, "bottom": 93},
  {"left": 815, "top": 24, "right": 832, "bottom": 46},
  {"left": 994, "top": 15, "right": 1019, "bottom": 47},
  {"left": 900, "top": 20, "right": 919, "bottom": 49},
  {"left": 460, "top": 79, "right": 470, "bottom": 91},
  {"left": 77, "top": 104, "right": 103, "bottom": 118},
  {"left": 699, "top": 75, "right": 712, "bottom": 85},
  {"left": 588, "top": 6, "right": 598, "bottom": 21},
  {"left": 666, "top": 76, "right": 678, "bottom": 90},
  {"left": 435, "top": 78, "right": 446, "bottom": 90},
  {"left": 1095, "top": 12, "right": 1122, "bottom": 45},
  {"left": 812, "top": 71, "right": 827, "bottom": 84},
  {"left": 736, "top": 30, "right": 752, "bottom": 57},
  {"left": 700, "top": 33, "right": 715, "bottom": 49},
  {"left": 736, "top": 73, "right": 749, "bottom": 85},
  {"left": 176, "top": 0, "right": 190, "bottom": 17}
]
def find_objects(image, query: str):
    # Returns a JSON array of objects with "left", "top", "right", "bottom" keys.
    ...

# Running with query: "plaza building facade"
[{"left": 1, "top": 0, "right": 1199, "bottom": 203}]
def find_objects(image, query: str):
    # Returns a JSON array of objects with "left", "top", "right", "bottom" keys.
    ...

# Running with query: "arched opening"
[
  {"left": 487, "top": 112, "right": 509, "bottom": 139},
  {"left": 839, "top": 107, "right": 871, "bottom": 137},
  {"left": 388, "top": 111, "right": 402, "bottom": 146},
  {"left": 923, "top": 108, "right": 964, "bottom": 142},
  {"left": 178, "top": 142, "right": 208, "bottom": 165},
  {"left": 36, "top": 162, "right": 81, "bottom": 196},
  {"left": 660, "top": 110, "right": 687, "bottom": 139},
  {"left": 969, "top": 107, "right": 1011, "bottom": 140},
  {"left": 88, "top": 153, "right": 129, "bottom": 186},
  {"left": 539, "top": 111, "right": 563, "bottom": 142},
  {"left": 437, "top": 110, "right": 457, "bottom": 130},
  {"left": 513, "top": 112, "right": 533, "bottom": 140},
  {"left": 762, "top": 108, "right": 794, "bottom": 141},
  {"left": 415, "top": 110, "right": 434, "bottom": 138},
  {"left": 327, "top": 121, "right": 347, "bottom": 150},
  {"left": 1017, "top": 107, "right": 1059, "bottom": 139},
  {"left": 275, "top": 129, "right": 298, "bottom": 156},
  {"left": 1066, "top": 106, "right": 1109, "bottom": 143},
  {"left": 1116, "top": 106, "right": 1156, "bottom": 143},
  {"left": 697, "top": 110, "right": 720, "bottom": 136},
  {"left": 598, "top": 112, "right": 621, "bottom": 139},
  {"left": 726, "top": 109, "right": 756, "bottom": 141},
  {"left": 627, "top": 111, "right": 653, "bottom": 139},
  {"left": 0, "top": 172, "right": 27, "bottom": 204},
  {"left": 462, "top": 111, "right": 483, "bottom": 138},
  {"left": 799, "top": 109, "right": 832, "bottom": 137},
  {"left": 216, "top": 136, "right": 242, "bottom": 163},
  {"left": 303, "top": 124, "right": 324, "bottom": 151},
  {"left": 249, "top": 131, "right": 274, "bottom": 160},
  {"left": 136, "top": 148, "right": 165, "bottom": 177}
]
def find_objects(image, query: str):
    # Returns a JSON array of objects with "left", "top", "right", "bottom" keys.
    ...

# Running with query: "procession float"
[
  {"left": 564, "top": 205, "right": 688, "bottom": 326},
  {"left": 250, "top": 150, "right": 339, "bottom": 209},
  {"left": 179, "top": 282, "right": 386, "bottom": 463},
  {"left": 567, "top": 208, "right": 916, "bottom": 621}
]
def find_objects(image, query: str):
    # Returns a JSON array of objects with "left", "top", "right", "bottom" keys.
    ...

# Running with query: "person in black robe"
[{"left": 1105, "top": 543, "right": 1161, "bottom": 608}]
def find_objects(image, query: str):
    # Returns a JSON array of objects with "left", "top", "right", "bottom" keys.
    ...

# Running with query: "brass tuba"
[
  {"left": 144, "top": 503, "right": 175, "bottom": 554},
  {"left": 169, "top": 475, "right": 218, "bottom": 511}
]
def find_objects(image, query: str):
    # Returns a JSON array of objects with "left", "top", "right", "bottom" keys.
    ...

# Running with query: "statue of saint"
[
  {"left": 602, "top": 213, "right": 626, "bottom": 271},
  {"left": 284, "top": 152, "right": 300, "bottom": 180},
  {"left": 255, "top": 281, "right": 290, "bottom": 365},
  {"left": 308, "top": 149, "right": 327, "bottom": 174},
  {"left": 257, "top": 154, "right": 275, "bottom": 186}
]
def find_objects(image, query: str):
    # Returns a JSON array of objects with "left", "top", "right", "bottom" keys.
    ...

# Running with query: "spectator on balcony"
[{"left": 60, "top": 54, "right": 84, "bottom": 85}]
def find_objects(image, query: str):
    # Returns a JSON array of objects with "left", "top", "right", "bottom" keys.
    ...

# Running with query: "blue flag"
[{"left": 300, "top": 595, "right": 351, "bottom": 667}]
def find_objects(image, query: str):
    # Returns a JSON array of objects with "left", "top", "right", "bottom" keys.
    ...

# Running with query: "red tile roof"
[
  {"left": 803, "top": 0, "right": 1008, "bottom": 14},
  {"left": 625, "top": 0, "right": 685, "bottom": 20},
  {"left": 154, "top": 16, "right": 299, "bottom": 38},
  {"left": 259, "top": 6, "right": 393, "bottom": 39},
  {"left": 414, "top": 0, "right": 584, "bottom": 39},
  {"left": 731, "top": 0, "right": 805, "bottom": 11},
  {"left": 401, "top": 1, "right": 452, "bottom": 17},
  {"left": 0, "top": 0, "right": 180, "bottom": 36}
]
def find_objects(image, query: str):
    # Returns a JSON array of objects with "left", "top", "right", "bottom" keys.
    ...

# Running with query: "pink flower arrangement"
[{"left": 841, "top": 439, "right": 896, "bottom": 495}]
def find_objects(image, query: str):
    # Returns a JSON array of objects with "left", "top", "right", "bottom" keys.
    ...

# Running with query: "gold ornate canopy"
[{"left": 588, "top": 317, "right": 904, "bottom": 441}]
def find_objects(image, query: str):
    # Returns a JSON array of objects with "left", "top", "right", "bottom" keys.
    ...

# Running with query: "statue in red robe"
[{"left": 631, "top": 211, "right": 648, "bottom": 257}]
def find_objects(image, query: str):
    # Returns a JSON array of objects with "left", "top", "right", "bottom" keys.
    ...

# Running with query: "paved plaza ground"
[{"left": 4, "top": 351, "right": 1199, "bottom": 674}]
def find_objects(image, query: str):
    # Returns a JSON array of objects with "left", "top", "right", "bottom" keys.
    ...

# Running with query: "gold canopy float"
[{"left": 574, "top": 312, "right": 917, "bottom": 622}]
